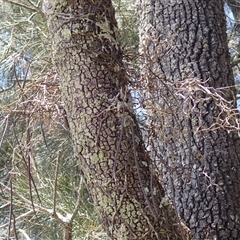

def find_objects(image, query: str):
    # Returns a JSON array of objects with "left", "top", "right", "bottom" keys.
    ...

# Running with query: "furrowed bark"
[
  {"left": 43, "top": 0, "right": 190, "bottom": 239},
  {"left": 137, "top": 0, "right": 240, "bottom": 239}
]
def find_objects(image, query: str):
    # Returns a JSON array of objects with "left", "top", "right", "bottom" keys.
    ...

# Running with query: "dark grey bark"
[
  {"left": 138, "top": 0, "right": 240, "bottom": 239},
  {"left": 43, "top": 0, "right": 190, "bottom": 239}
]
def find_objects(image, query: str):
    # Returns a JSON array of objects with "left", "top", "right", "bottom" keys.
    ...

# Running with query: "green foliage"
[
  {"left": 113, "top": 0, "right": 138, "bottom": 51},
  {"left": 0, "top": 1, "right": 101, "bottom": 239},
  {"left": 0, "top": 0, "right": 137, "bottom": 239}
]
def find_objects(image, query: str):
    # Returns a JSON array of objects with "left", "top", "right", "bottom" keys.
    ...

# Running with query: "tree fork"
[{"left": 43, "top": 0, "right": 190, "bottom": 239}]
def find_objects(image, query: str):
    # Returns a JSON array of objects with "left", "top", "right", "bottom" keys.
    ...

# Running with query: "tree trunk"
[
  {"left": 43, "top": 0, "right": 190, "bottom": 239},
  {"left": 137, "top": 0, "right": 240, "bottom": 239}
]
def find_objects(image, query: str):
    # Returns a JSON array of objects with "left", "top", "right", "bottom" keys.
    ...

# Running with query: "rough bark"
[
  {"left": 43, "top": 0, "right": 190, "bottom": 239},
  {"left": 137, "top": 0, "right": 240, "bottom": 239}
]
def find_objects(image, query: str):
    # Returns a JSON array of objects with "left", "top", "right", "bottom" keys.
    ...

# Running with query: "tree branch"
[
  {"left": 0, "top": 210, "right": 35, "bottom": 229},
  {"left": 0, "top": 182, "right": 69, "bottom": 225},
  {"left": 3, "top": 0, "right": 45, "bottom": 17}
]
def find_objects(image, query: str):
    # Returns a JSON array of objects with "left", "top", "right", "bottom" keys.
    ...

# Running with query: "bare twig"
[
  {"left": 0, "top": 115, "right": 9, "bottom": 149},
  {"left": 3, "top": 0, "right": 45, "bottom": 17},
  {"left": 70, "top": 177, "right": 84, "bottom": 221},
  {"left": 0, "top": 181, "right": 70, "bottom": 225},
  {"left": 53, "top": 150, "right": 61, "bottom": 215},
  {"left": 0, "top": 210, "right": 35, "bottom": 229},
  {"left": 18, "top": 229, "right": 31, "bottom": 240}
]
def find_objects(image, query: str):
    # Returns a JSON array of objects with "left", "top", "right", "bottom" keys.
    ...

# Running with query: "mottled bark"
[
  {"left": 138, "top": 0, "right": 240, "bottom": 239},
  {"left": 43, "top": 0, "right": 190, "bottom": 239}
]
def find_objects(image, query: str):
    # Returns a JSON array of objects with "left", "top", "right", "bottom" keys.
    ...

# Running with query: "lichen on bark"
[{"left": 43, "top": 0, "right": 190, "bottom": 239}]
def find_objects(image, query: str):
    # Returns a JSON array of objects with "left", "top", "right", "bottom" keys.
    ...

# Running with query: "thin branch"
[
  {"left": 53, "top": 151, "right": 61, "bottom": 215},
  {"left": 0, "top": 182, "right": 69, "bottom": 225},
  {"left": 3, "top": 0, "right": 45, "bottom": 17},
  {"left": 40, "top": 121, "right": 49, "bottom": 149},
  {"left": 25, "top": 0, "right": 39, "bottom": 8},
  {"left": 7, "top": 181, "right": 13, "bottom": 240},
  {"left": 0, "top": 210, "right": 35, "bottom": 229},
  {"left": 25, "top": 118, "right": 36, "bottom": 214},
  {"left": 18, "top": 229, "right": 31, "bottom": 240},
  {"left": 0, "top": 115, "right": 9, "bottom": 149},
  {"left": 70, "top": 177, "right": 84, "bottom": 222},
  {"left": 12, "top": 214, "right": 18, "bottom": 240},
  {"left": 0, "top": 203, "right": 10, "bottom": 210}
]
